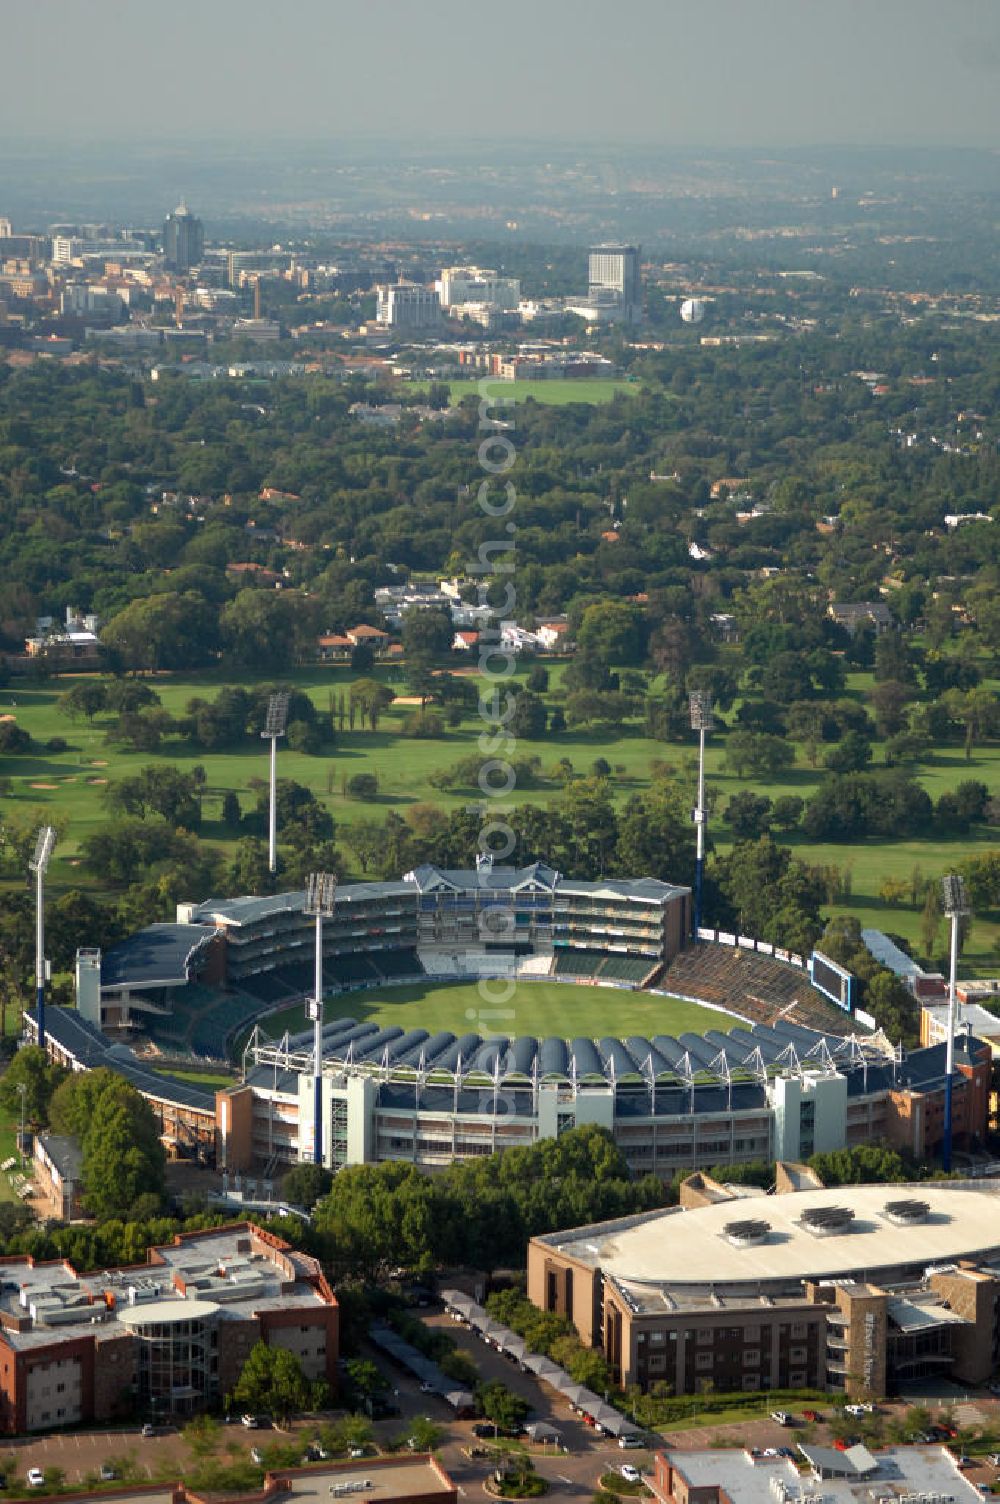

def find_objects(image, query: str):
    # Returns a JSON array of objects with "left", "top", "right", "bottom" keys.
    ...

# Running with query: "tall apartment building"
[
  {"left": 375, "top": 283, "right": 440, "bottom": 329},
  {"left": 163, "top": 203, "right": 204, "bottom": 272},
  {"left": 587, "top": 243, "right": 642, "bottom": 323}
]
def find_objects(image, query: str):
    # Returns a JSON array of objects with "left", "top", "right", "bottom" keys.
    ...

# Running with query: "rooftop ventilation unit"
[
  {"left": 883, "top": 1199, "right": 930, "bottom": 1226},
  {"left": 723, "top": 1218, "right": 771, "bottom": 1248},
  {"left": 800, "top": 1205, "right": 855, "bottom": 1236}
]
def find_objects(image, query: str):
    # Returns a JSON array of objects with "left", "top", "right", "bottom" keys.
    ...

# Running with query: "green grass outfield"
[
  {"left": 403, "top": 377, "right": 639, "bottom": 406},
  {"left": 249, "top": 979, "right": 739, "bottom": 1048}
]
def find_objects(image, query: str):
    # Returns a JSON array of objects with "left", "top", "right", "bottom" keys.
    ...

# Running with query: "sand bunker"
[
  {"left": 86, "top": 777, "right": 107, "bottom": 785},
  {"left": 0, "top": 714, "right": 15, "bottom": 723},
  {"left": 89, "top": 759, "right": 109, "bottom": 767},
  {"left": 30, "top": 782, "right": 58, "bottom": 790}
]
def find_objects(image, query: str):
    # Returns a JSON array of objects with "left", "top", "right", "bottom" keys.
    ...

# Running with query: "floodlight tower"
[
  {"left": 28, "top": 826, "right": 57, "bottom": 1049},
  {"left": 261, "top": 692, "right": 289, "bottom": 874},
  {"left": 304, "top": 872, "right": 338, "bottom": 1166},
  {"left": 689, "top": 692, "right": 713, "bottom": 937},
  {"left": 941, "top": 873, "right": 970, "bottom": 1173}
]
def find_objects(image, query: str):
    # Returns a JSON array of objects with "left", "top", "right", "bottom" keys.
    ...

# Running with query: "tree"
[
  {"left": 102, "top": 592, "right": 219, "bottom": 671},
  {"left": 346, "top": 773, "right": 379, "bottom": 801},
  {"left": 723, "top": 792, "right": 773, "bottom": 842},
  {"left": 824, "top": 731, "right": 873, "bottom": 774},
  {"left": 509, "top": 691, "right": 547, "bottom": 739},
  {"left": 282, "top": 1163, "right": 334, "bottom": 1210},
  {"left": 401, "top": 607, "right": 453, "bottom": 659},
  {"left": 58, "top": 680, "right": 108, "bottom": 723},
  {"left": 80, "top": 1075, "right": 166, "bottom": 1219},
  {"left": 576, "top": 599, "right": 644, "bottom": 665},
  {"left": 232, "top": 1342, "right": 312, "bottom": 1423},
  {"left": 477, "top": 1380, "right": 529, "bottom": 1434},
  {"left": 0, "top": 1047, "right": 65, "bottom": 1129},
  {"left": 771, "top": 795, "right": 804, "bottom": 832},
  {"left": 722, "top": 730, "right": 795, "bottom": 779}
]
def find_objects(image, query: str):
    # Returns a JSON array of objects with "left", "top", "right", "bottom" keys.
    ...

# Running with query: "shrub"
[{"left": 346, "top": 773, "right": 379, "bottom": 801}]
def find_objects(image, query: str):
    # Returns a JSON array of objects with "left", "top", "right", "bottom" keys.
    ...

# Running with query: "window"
[
  {"left": 790, "top": 1371, "right": 807, "bottom": 1387},
  {"left": 743, "top": 1351, "right": 760, "bottom": 1367},
  {"left": 696, "top": 1329, "right": 713, "bottom": 1346},
  {"left": 790, "top": 1347, "right": 807, "bottom": 1363},
  {"left": 695, "top": 1352, "right": 713, "bottom": 1371},
  {"left": 648, "top": 1354, "right": 666, "bottom": 1374},
  {"left": 742, "top": 1374, "right": 760, "bottom": 1392},
  {"left": 791, "top": 1323, "right": 808, "bottom": 1339}
]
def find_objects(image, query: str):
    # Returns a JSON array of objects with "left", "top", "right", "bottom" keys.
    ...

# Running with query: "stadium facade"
[
  {"left": 29, "top": 865, "right": 990, "bottom": 1182},
  {"left": 529, "top": 1177, "right": 1000, "bottom": 1398}
]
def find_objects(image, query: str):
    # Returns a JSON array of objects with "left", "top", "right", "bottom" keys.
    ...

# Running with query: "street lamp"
[
  {"left": 941, "top": 873, "right": 970, "bottom": 1173},
  {"left": 28, "top": 825, "right": 56, "bottom": 1050},
  {"left": 261, "top": 693, "right": 289, "bottom": 874},
  {"left": 689, "top": 692, "right": 713, "bottom": 937},
  {"left": 304, "top": 872, "right": 338, "bottom": 1167}
]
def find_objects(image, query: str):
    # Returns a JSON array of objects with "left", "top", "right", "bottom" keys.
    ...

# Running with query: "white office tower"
[
  {"left": 438, "top": 266, "right": 520, "bottom": 312},
  {"left": 375, "top": 283, "right": 440, "bottom": 328},
  {"left": 587, "top": 244, "right": 642, "bottom": 323}
]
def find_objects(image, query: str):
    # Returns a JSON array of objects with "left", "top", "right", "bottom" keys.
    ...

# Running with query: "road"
[{"left": 7, "top": 1316, "right": 1000, "bottom": 1502}]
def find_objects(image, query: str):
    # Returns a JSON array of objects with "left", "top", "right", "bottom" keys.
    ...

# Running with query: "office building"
[
  {"left": 0, "top": 1223, "right": 337, "bottom": 1432},
  {"left": 438, "top": 265, "right": 520, "bottom": 312},
  {"left": 528, "top": 1175, "right": 1000, "bottom": 1398},
  {"left": 587, "top": 244, "right": 642, "bottom": 323},
  {"left": 650, "top": 1446, "right": 984, "bottom": 1504},
  {"left": 162, "top": 203, "right": 204, "bottom": 272},
  {"left": 375, "top": 283, "right": 440, "bottom": 329}
]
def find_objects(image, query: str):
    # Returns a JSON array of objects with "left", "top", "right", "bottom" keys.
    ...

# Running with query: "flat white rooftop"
[
  {"left": 662, "top": 1447, "right": 982, "bottom": 1504},
  {"left": 554, "top": 1182, "right": 1000, "bottom": 1290}
]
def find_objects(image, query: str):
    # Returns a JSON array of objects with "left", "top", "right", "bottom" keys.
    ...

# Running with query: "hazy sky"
[{"left": 4, "top": 0, "right": 999, "bottom": 149}]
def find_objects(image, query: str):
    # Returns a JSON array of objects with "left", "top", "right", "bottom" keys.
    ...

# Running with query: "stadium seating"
[
  {"left": 372, "top": 949, "right": 424, "bottom": 981},
  {"left": 327, "top": 954, "right": 380, "bottom": 986},
  {"left": 664, "top": 944, "right": 849, "bottom": 1033},
  {"left": 599, "top": 954, "right": 655, "bottom": 984},
  {"left": 553, "top": 949, "right": 606, "bottom": 978},
  {"left": 237, "top": 970, "right": 297, "bottom": 1005}
]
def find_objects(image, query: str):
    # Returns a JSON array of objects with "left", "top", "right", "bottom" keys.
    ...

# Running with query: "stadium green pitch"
[{"left": 248, "top": 979, "right": 740, "bottom": 1049}]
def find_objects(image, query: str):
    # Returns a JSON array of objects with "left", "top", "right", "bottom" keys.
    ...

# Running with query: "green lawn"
[
  {"left": 0, "top": 1103, "right": 24, "bottom": 1204},
  {"left": 403, "top": 377, "right": 640, "bottom": 406},
  {"left": 6, "top": 660, "right": 1000, "bottom": 974},
  {"left": 250, "top": 979, "right": 739, "bottom": 1045}
]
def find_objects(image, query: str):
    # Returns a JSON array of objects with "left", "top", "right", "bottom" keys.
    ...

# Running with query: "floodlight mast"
[
  {"left": 28, "top": 826, "right": 56, "bottom": 1049},
  {"left": 261, "top": 693, "right": 289, "bottom": 874},
  {"left": 941, "top": 873, "right": 969, "bottom": 1173},
  {"left": 689, "top": 693, "right": 713, "bottom": 937},
  {"left": 304, "top": 873, "right": 338, "bottom": 1167}
]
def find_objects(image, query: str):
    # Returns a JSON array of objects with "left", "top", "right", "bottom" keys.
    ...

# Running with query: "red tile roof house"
[
  {"left": 316, "top": 634, "right": 352, "bottom": 661},
  {"left": 346, "top": 624, "right": 391, "bottom": 650}
]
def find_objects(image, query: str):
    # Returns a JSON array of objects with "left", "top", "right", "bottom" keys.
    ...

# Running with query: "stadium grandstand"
[{"left": 28, "top": 860, "right": 987, "bottom": 1182}]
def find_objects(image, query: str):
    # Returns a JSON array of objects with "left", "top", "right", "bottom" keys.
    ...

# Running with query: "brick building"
[
  {"left": 0, "top": 1224, "right": 337, "bottom": 1433},
  {"left": 528, "top": 1177, "right": 1000, "bottom": 1399}
]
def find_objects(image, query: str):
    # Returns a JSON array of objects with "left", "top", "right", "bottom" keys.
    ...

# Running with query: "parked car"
[
  {"left": 770, "top": 1411, "right": 792, "bottom": 1427},
  {"left": 141, "top": 1424, "right": 155, "bottom": 1438},
  {"left": 348, "top": 1448, "right": 365, "bottom": 1460},
  {"left": 986, "top": 1454, "right": 1000, "bottom": 1467},
  {"left": 472, "top": 1423, "right": 496, "bottom": 1439},
  {"left": 242, "top": 1414, "right": 260, "bottom": 1430},
  {"left": 26, "top": 1472, "right": 45, "bottom": 1490},
  {"left": 419, "top": 1382, "right": 435, "bottom": 1394},
  {"left": 99, "top": 1467, "right": 118, "bottom": 1482},
  {"left": 621, "top": 1465, "right": 642, "bottom": 1484},
  {"left": 620, "top": 1435, "right": 644, "bottom": 1449},
  {"left": 802, "top": 1410, "right": 823, "bottom": 1423}
]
